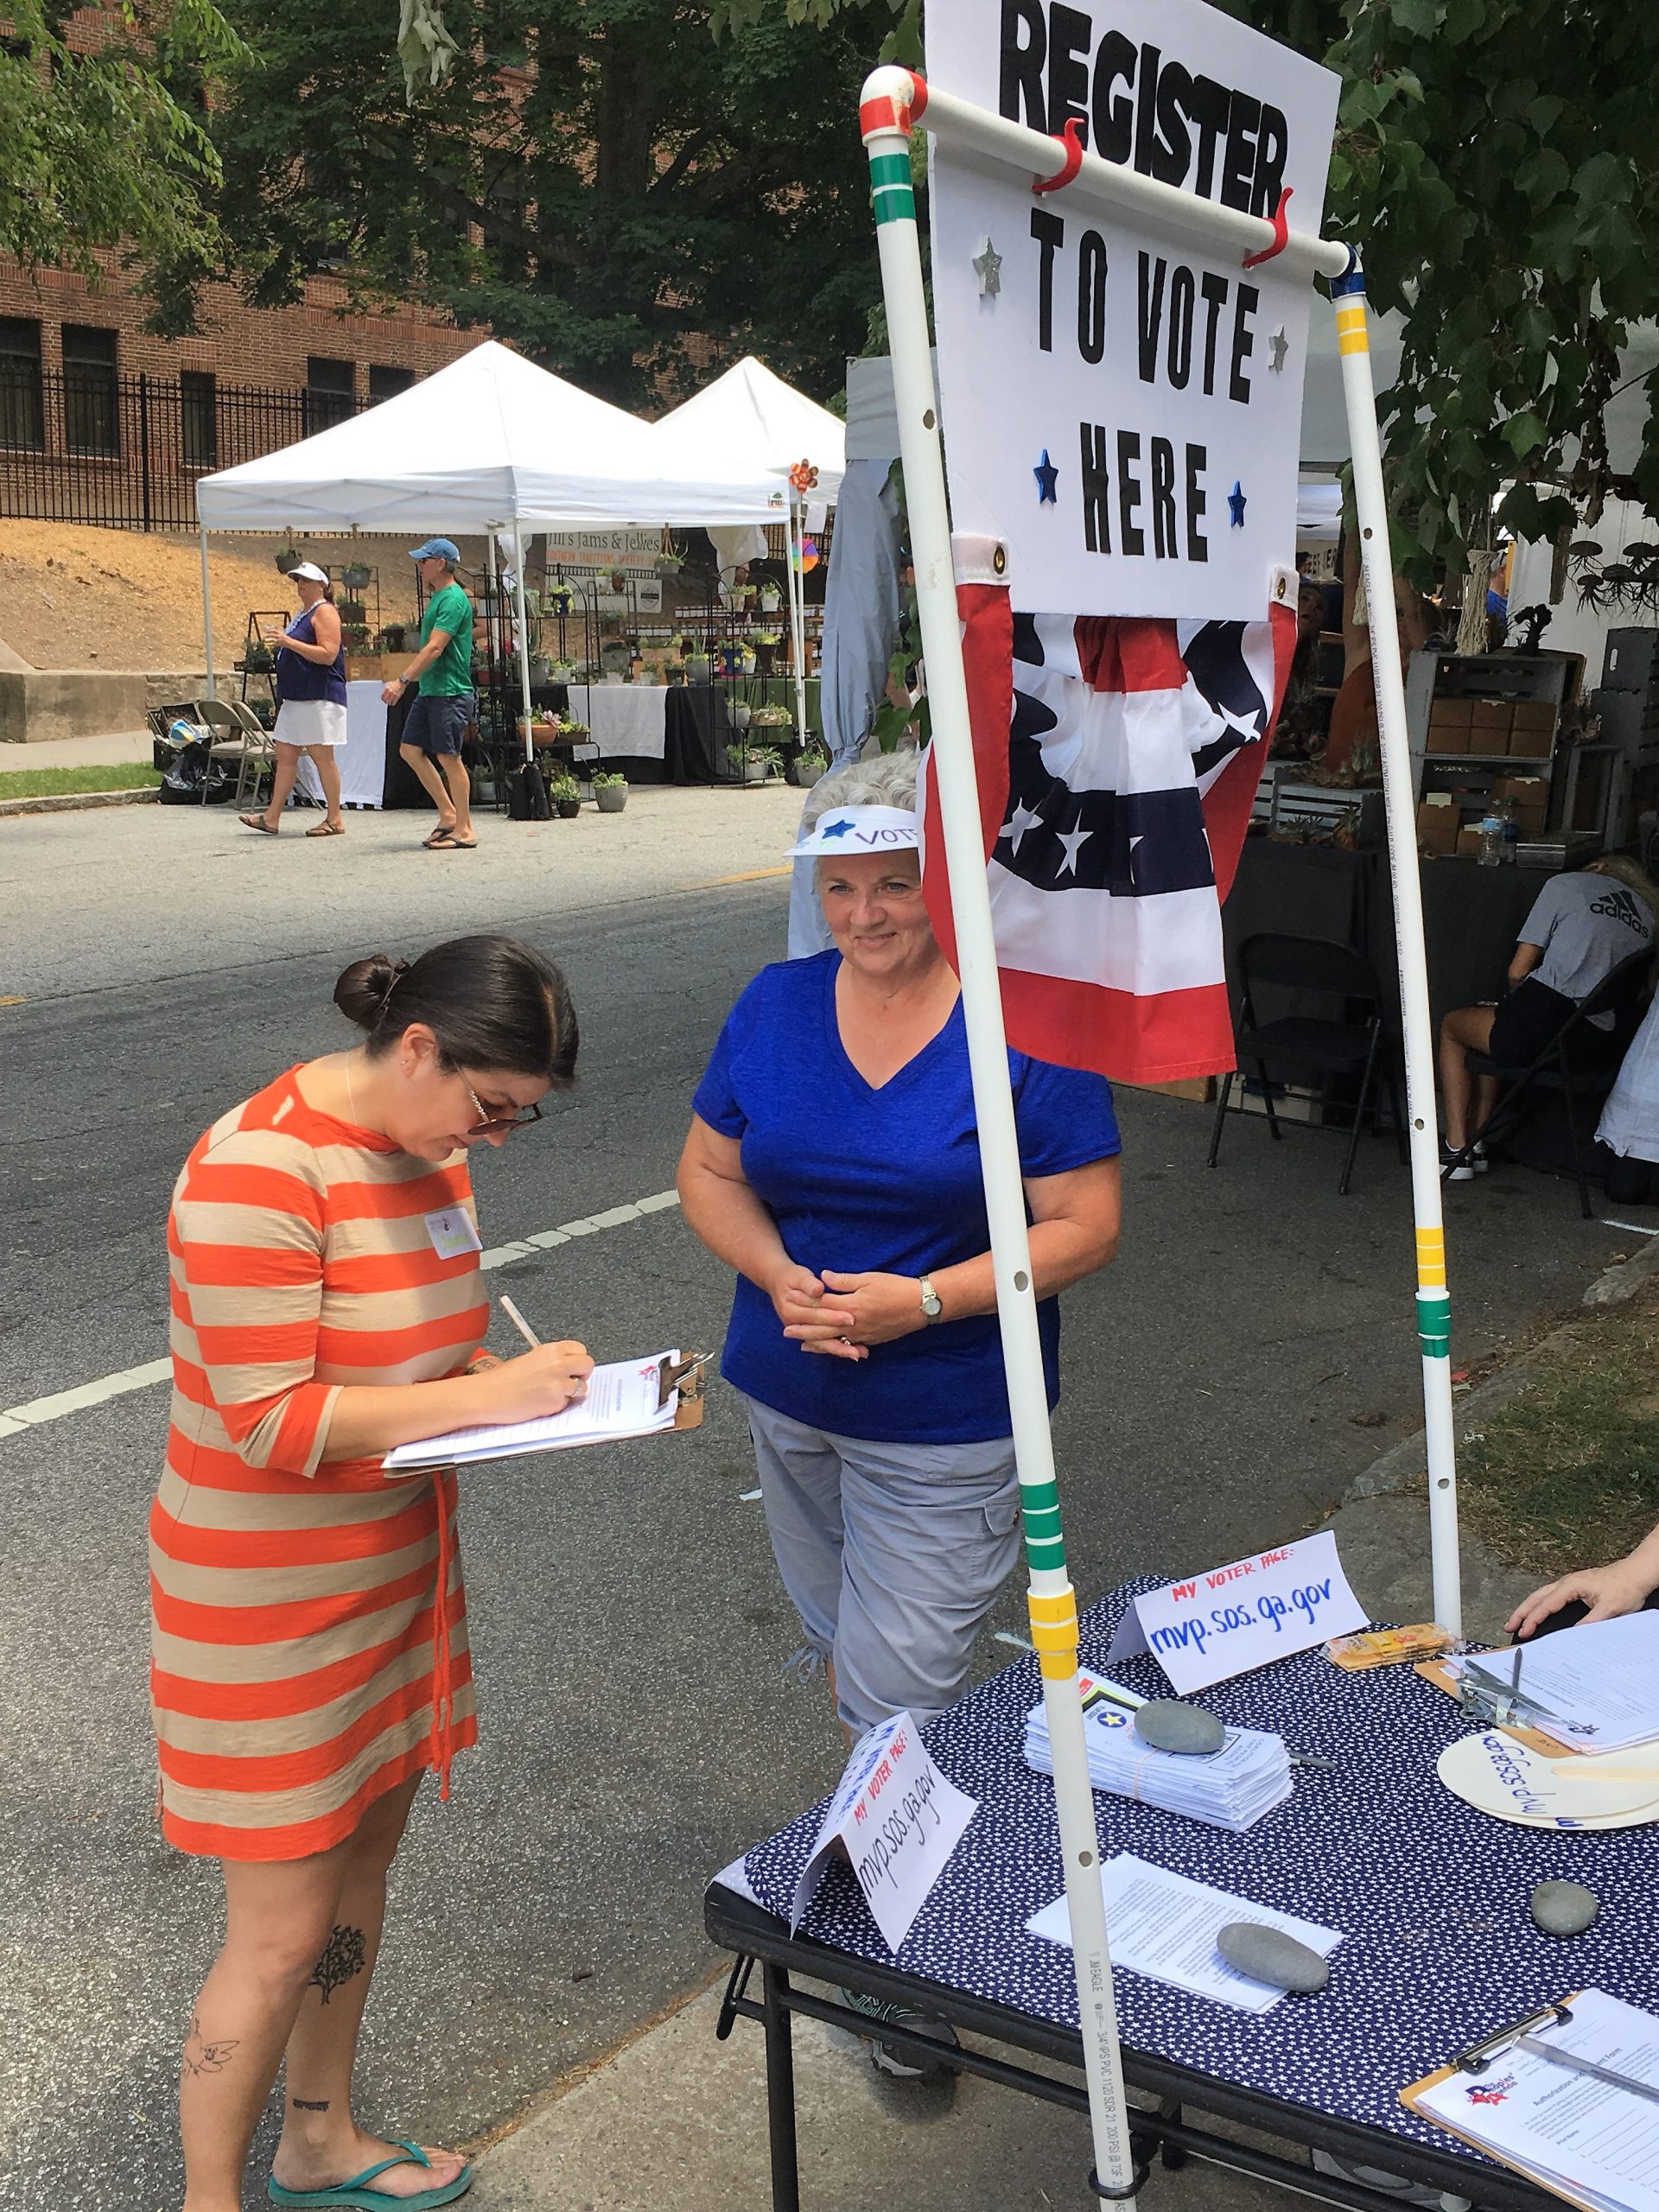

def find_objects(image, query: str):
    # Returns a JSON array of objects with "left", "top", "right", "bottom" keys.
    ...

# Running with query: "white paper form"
[
  {"left": 1463, "top": 1616, "right": 1659, "bottom": 1752},
  {"left": 383, "top": 1352, "right": 677, "bottom": 1471},
  {"left": 1027, "top": 1853, "right": 1342, "bottom": 2014},
  {"left": 1414, "top": 1991, "right": 1659, "bottom": 2212}
]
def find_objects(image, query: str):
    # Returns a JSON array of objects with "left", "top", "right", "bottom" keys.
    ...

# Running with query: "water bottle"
[
  {"left": 1499, "top": 796, "right": 1519, "bottom": 865},
  {"left": 1477, "top": 807, "right": 1504, "bottom": 867}
]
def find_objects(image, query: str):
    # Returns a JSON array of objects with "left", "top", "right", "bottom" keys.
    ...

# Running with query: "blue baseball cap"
[{"left": 408, "top": 537, "right": 461, "bottom": 562}]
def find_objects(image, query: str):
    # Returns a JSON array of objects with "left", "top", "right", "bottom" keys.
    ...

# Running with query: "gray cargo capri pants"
[{"left": 742, "top": 1395, "right": 1023, "bottom": 1738}]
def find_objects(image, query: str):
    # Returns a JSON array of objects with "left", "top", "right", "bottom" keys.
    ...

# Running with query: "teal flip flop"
[{"left": 268, "top": 2139, "right": 473, "bottom": 2209}]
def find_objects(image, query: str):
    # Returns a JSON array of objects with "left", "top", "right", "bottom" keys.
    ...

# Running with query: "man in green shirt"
[{"left": 385, "top": 537, "right": 479, "bottom": 849}]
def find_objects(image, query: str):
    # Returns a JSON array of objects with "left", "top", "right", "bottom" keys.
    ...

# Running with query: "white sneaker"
[{"left": 1441, "top": 1141, "right": 1483, "bottom": 1182}]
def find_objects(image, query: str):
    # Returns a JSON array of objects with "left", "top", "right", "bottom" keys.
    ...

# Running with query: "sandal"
[
  {"left": 439, "top": 835, "right": 478, "bottom": 849},
  {"left": 306, "top": 820, "right": 346, "bottom": 837},
  {"left": 240, "top": 815, "right": 279, "bottom": 836},
  {"left": 267, "top": 2138, "right": 472, "bottom": 2209},
  {"left": 422, "top": 826, "right": 459, "bottom": 849}
]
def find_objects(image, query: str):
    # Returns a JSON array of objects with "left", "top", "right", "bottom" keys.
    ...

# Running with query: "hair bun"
[{"left": 334, "top": 953, "right": 410, "bottom": 1031}]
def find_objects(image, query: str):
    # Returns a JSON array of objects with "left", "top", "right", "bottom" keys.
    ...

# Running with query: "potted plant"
[
  {"left": 340, "top": 562, "right": 371, "bottom": 592},
  {"left": 238, "top": 640, "right": 276, "bottom": 674},
  {"left": 272, "top": 542, "right": 302, "bottom": 572},
  {"left": 753, "top": 627, "right": 784, "bottom": 676},
  {"left": 335, "top": 596, "right": 367, "bottom": 624},
  {"left": 684, "top": 648, "right": 712, "bottom": 681},
  {"left": 550, "top": 658, "right": 578, "bottom": 683},
  {"left": 556, "top": 718, "right": 590, "bottom": 743},
  {"left": 375, "top": 623, "right": 408, "bottom": 654},
  {"left": 787, "top": 741, "right": 829, "bottom": 788},
  {"left": 758, "top": 582, "right": 783, "bottom": 613},
  {"left": 340, "top": 622, "right": 372, "bottom": 653},
  {"left": 547, "top": 772, "right": 582, "bottom": 819},
  {"left": 594, "top": 772, "right": 628, "bottom": 814}
]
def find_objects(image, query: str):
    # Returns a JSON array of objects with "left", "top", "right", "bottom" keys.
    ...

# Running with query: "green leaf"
[
  {"left": 1504, "top": 410, "right": 1549, "bottom": 459},
  {"left": 1389, "top": 0, "right": 1442, "bottom": 35}
]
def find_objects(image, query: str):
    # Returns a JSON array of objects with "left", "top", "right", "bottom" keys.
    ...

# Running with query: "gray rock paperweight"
[
  {"left": 1529, "top": 1881, "right": 1599, "bottom": 1938},
  {"left": 1134, "top": 1700, "right": 1224, "bottom": 1756},
  {"left": 1217, "top": 1921, "right": 1330, "bottom": 1993}
]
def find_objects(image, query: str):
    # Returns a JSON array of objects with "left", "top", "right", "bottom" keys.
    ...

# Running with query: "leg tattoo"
[
  {"left": 291, "top": 2097, "right": 330, "bottom": 2111},
  {"left": 308, "top": 1924, "right": 367, "bottom": 2005},
  {"left": 182, "top": 2012, "right": 240, "bottom": 2077}
]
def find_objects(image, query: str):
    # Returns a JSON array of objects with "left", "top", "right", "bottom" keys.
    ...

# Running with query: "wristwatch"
[{"left": 919, "top": 1274, "right": 944, "bottom": 1324}]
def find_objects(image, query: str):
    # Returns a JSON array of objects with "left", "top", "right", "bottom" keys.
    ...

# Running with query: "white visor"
[
  {"left": 786, "top": 804, "right": 920, "bottom": 859},
  {"left": 287, "top": 561, "right": 330, "bottom": 583}
]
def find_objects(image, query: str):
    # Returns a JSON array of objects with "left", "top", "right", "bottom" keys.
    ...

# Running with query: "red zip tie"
[
  {"left": 1243, "top": 186, "right": 1293, "bottom": 268},
  {"left": 1032, "top": 116, "right": 1084, "bottom": 195}
]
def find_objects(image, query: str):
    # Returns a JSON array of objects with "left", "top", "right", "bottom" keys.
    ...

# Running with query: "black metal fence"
[{"left": 0, "top": 365, "right": 369, "bottom": 531}]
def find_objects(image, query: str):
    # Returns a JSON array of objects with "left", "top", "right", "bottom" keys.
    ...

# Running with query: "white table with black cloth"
[{"left": 707, "top": 1580, "right": 1649, "bottom": 2212}]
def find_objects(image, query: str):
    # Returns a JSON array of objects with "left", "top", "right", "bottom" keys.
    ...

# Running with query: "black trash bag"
[
  {"left": 157, "top": 734, "right": 235, "bottom": 804},
  {"left": 508, "top": 759, "right": 550, "bottom": 821}
]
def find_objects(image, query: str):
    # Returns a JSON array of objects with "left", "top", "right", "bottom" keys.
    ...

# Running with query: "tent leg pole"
[
  {"left": 199, "top": 523, "right": 217, "bottom": 702},
  {"left": 788, "top": 494, "right": 809, "bottom": 742},
  {"left": 861, "top": 75, "right": 1139, "bottom": 2208},
  {"left": 1333, "top": 253, "right": 1462, "bottom": 1637},
  {"left": 512, "top": 524, "right": 534, "bottom": 766}
]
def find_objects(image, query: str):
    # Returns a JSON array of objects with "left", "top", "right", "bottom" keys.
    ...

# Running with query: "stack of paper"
[
  {"left": 1457, "top": 1613, "right": 1659, "bottom": 1752},
  {"left": 383, "top": 1351, "right": 677, "bottom": 1471},
  {"left": 1023, "top": 1683, "right": 1292, "bottom": 1834}
]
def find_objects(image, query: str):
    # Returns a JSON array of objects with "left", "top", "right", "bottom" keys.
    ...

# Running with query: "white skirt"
[{"left": 273, "top": 698, "right": 347, "bottom": 747}]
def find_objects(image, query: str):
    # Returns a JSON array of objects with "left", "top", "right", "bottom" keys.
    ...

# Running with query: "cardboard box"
[
  {"left": 1495, "top": 774, "right": 1547, "bottom": 831},
  {"left": 1456, "top": 823, "right": 1486, "bottom": 856},
  {"left": 1428, "top": 695, "right": 1474, "bottom": 728},
  {"left": 1417, "top": 797, "right": 1461, "bottom": 855},
  {"left": 1469, "top": 698, "right": 1514, "bottom": 732},
  {"left": 1511, "top": 701, "right": 1556, "bottom": 732},
  {"left": 1506, "top": 720, "right": 1554, "bottom": 758}
]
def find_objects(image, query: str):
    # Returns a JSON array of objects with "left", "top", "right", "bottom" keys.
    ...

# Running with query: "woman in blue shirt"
[
  {"left": 240, "top": 563, "right": 348, "bottom": 838},
  {"left": 679, "top": 753, "right": 1122, "bottom": 1756}
]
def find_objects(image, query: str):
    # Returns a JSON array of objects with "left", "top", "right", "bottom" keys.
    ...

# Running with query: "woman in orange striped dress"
[{"left": 152, "top": 934, "right": 588, "bottom": 2212}]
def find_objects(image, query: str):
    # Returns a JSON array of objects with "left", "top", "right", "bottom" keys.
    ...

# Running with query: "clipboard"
[
  {"left": 658, "top": 1349, "right": 713, "bottom": 1431},
  {"left": 1414, "top": 1659, "right": 1580, "bottom": 1758},
  {"left": 1401, "top": 1993, "right": 1600, "bottom": 2212}
]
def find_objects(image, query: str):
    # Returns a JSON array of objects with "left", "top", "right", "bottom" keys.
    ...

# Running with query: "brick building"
[{"left": 0, "top": 252, "right": 484, "bottom": 530}]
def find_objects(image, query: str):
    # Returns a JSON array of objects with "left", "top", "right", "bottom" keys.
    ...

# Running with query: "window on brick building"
[
  {"left": 0, "top": 317, "right": 44, "bottom": 451},
  {"left": 61, "top": 325, "right": 119, "bottom": 456},
  {"left": 305, "top": 357, "right": 354, "bottom": 435},
  {"left": 181, "top": 370, "right": 217, "bottom": 468},
  {"left": 368, "top": 365, "right": 416, "bottom": 404}
]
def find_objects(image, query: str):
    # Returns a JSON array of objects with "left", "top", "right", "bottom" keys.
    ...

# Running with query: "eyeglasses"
[{"left": 464, "top": 1080, "right": 543, "bottom": 1136}]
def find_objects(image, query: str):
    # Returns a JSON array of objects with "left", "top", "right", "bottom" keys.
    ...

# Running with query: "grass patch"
[
  {"left": 0, "top": 762, "right": 160, "bottom": 799},
  {"left": 1459, "top": 1274, "right": 1659, "bottom": 1576}
]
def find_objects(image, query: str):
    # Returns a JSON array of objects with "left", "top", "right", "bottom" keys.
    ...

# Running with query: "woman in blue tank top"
[{"left": 240, "top": 563, "right": 348, "bottom": 837}]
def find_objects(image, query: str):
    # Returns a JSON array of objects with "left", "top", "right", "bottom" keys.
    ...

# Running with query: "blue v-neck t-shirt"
[{"left": 691, "top": 950, "right": 1121, "bottom": 1444}]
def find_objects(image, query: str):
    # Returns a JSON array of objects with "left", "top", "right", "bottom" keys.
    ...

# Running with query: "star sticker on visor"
[{"left": 818, "top": 817, "right": 855, "bottom": 839}]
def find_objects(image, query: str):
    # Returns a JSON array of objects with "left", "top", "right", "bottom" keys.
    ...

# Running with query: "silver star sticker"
[
  {"left": 973, "top": 237, "right": 1002, "bottom": 297},
  {"left": 1003, "top": 798, "right": 1042, "bottom": 853},
  {"left": 1217, "top": 701, "right": 1262, "bottom": 742},
  {"left": 1056, "top": 823, "right": 1092, "bottom": 877},
  {"left": 1268, "top": 327, "right": 1289, "bottom": 372}
]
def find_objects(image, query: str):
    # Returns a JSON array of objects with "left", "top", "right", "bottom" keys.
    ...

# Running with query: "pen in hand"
[{"left": 499, "top": 1294, "right": 543, "bottom": 1349}]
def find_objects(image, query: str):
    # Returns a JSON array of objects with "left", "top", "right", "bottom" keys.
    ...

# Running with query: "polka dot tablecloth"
[{"left": 741, "top": 1583, "right": 1659, "bottom": 2157}]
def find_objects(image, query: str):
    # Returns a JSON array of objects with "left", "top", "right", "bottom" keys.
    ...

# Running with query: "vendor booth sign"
[{"left": 927, "top": 0, "right": 1338, "bottom": 621}]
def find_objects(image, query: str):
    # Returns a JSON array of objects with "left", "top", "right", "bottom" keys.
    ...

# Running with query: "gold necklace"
[{"left": 344, "top": 1053, "right": 363, "bottom": 1129}]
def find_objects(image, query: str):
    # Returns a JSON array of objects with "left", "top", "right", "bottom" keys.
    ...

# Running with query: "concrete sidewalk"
[{"left": 0, "top": 725, "right": 152, "bottom": 768}]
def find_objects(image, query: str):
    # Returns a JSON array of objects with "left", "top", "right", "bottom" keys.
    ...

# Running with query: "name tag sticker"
[{"left": 425, "top": 1206, "right": 481, "bottom": 1261}]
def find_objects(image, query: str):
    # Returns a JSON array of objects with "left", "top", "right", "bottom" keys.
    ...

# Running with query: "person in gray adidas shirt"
[{"left": 1439, "top": 856, "right": 1658, "bottom": 1177}]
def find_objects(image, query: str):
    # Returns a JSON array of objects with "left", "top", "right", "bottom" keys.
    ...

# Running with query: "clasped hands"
[{"left": 770, "top": 1263, "right": 928, "bottom": 1363}]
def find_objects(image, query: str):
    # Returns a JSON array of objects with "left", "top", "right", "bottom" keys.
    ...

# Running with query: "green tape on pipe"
[
  {"left": 872, "top": 187, "right": 917, "bottom": 226},
  {"left": 1024, "top": 1533, "right": 1068, "bottom": 1572}
]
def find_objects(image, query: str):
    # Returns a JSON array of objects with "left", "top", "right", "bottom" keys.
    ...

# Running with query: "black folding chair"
[
  {"left": 1444, "top": 947, "right": 1654, "bottom": 1217},
  {"left": 1207, "top": 932, "right": 1406, "bottom": 1196}
]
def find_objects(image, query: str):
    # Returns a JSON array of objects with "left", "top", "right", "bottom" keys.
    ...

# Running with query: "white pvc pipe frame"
[{"left": 859, "top": 60, "right": 1462, "bottom": 2203}]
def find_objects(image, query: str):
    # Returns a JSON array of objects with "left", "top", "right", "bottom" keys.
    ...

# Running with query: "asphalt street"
[{"left": 0, "top": 796, "right": 1646, "bottom": 2209}]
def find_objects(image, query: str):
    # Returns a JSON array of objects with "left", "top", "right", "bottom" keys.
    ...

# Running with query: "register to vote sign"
[
  {"left": 927, "top": 0, "right": 1339, "bottom": 621},
  {"left": 1108, "top": 1530, "right": 1367, "bottom": 1695},
  {"left": 791, "top": 1713, "right": 977, "bottom": 1953}
]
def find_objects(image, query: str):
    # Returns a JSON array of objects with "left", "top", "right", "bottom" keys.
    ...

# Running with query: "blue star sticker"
[
  {"left": 819, "top": 817, "right": 854, "bottom": 840},
  {"left": 1228, "top": 480, "right": 1248, "bottom": 528},
  {"left": 1033, "top": 449, "right": 1059, "bottom": 505}
]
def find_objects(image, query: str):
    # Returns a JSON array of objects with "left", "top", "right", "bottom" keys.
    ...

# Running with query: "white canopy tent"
[
  {"left": 192, "top": 340, "right": 789, "bottom": 749},
  {"left": 652, "top": 357, "right": 848, "bottom": 735}
]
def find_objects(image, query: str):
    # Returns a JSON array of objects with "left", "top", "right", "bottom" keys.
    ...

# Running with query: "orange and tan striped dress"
[{"left": 149, "top": 1066, "right": 487, "bottom": 1861}]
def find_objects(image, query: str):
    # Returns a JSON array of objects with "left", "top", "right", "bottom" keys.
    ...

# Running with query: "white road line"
[{"left": 0, "top": 1187, "right": 682, "bottom": 1442}]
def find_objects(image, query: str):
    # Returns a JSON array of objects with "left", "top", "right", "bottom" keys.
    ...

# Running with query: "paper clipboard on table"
[
  {"left": 1402, "top": 1989, "right": 1659, "bottom": 2212},
  {"left": 382, "top": 1349, "right": 712, "bottom": 1473},
  {"left": 1414, "top": 1659, "right": 1580, "bottom": 1758}
]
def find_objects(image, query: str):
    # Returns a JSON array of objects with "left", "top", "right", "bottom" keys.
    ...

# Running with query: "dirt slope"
[{"left": 0, "top": 522, "right": 435, "bottom": 671}]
